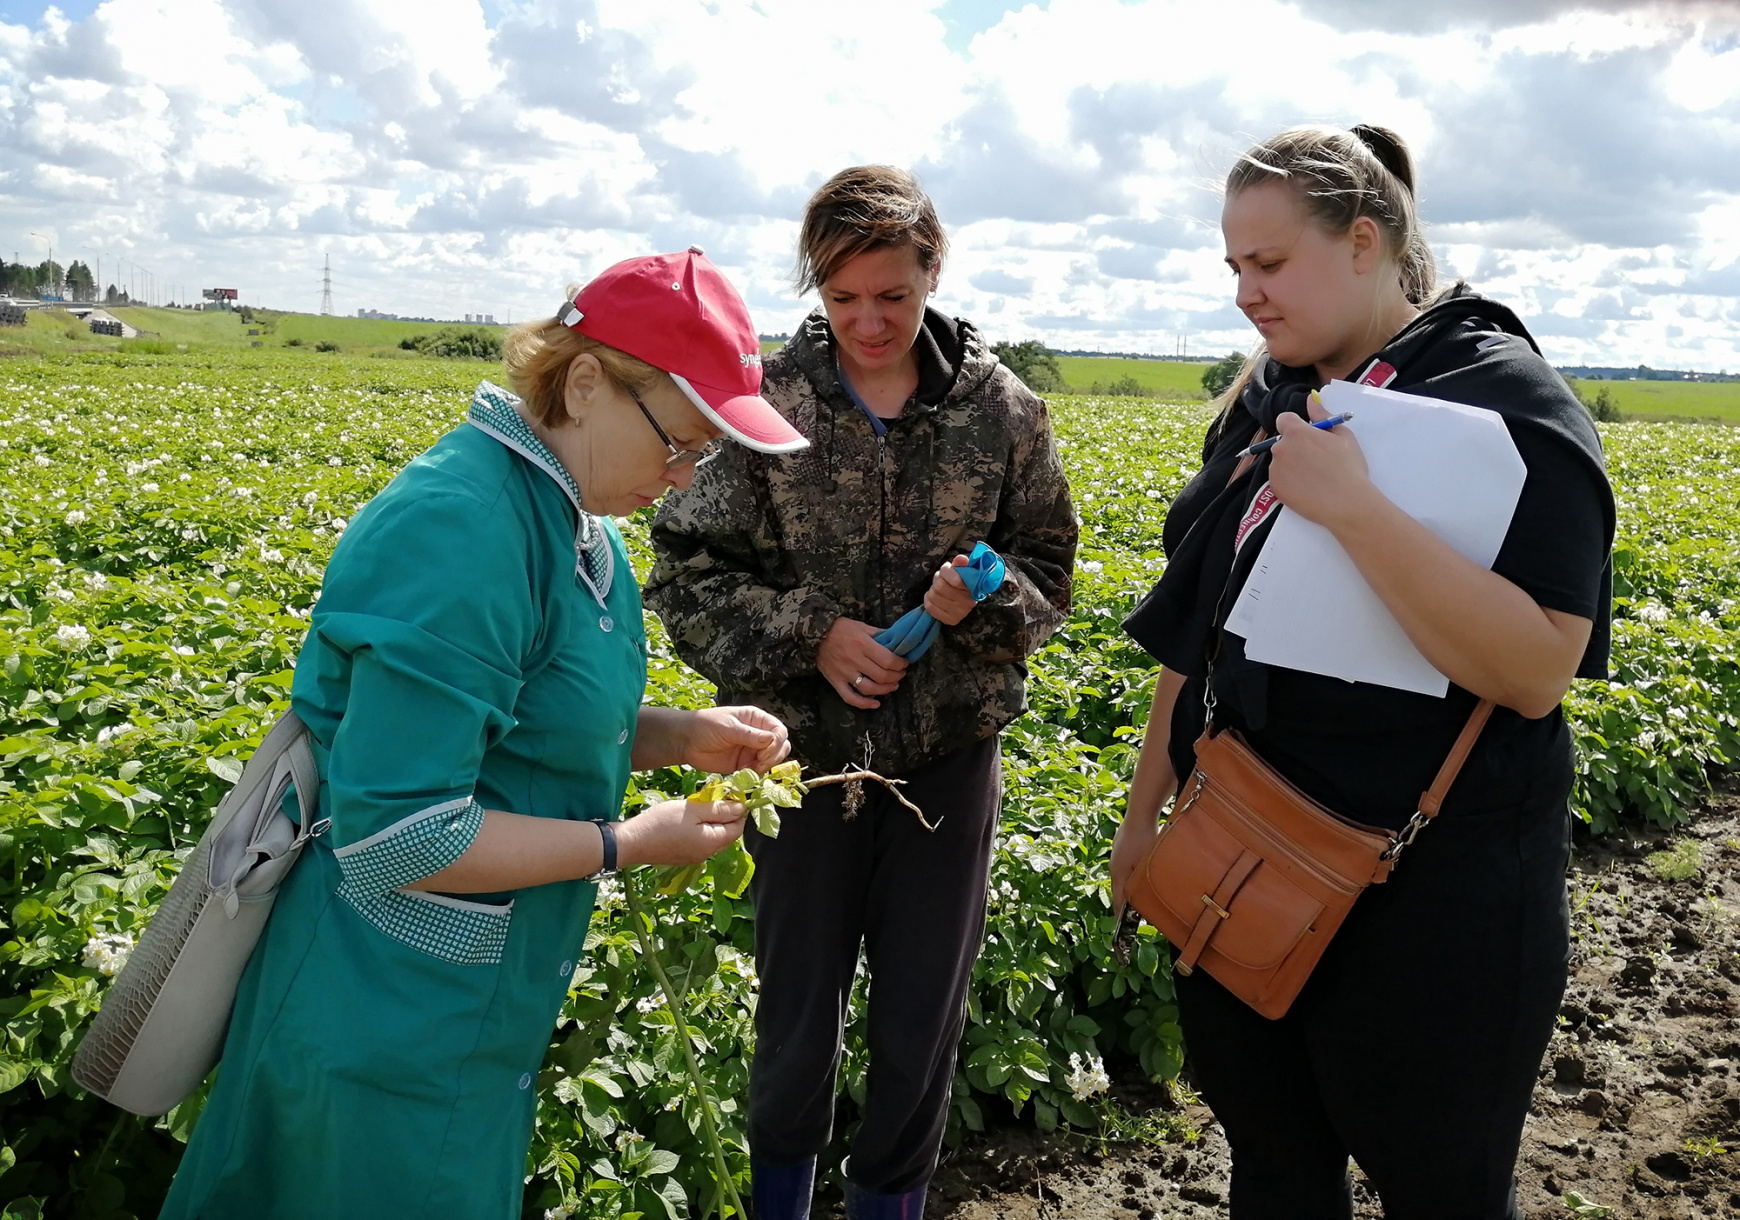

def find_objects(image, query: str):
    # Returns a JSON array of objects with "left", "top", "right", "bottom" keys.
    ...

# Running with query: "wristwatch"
[{"left": 585, "top": 818, "right": 618, "bottom": 880}]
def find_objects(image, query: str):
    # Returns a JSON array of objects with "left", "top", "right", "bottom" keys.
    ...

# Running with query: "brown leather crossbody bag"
[{"left": 1125, "top": 698, "right": 1493, "bottom": 1019}]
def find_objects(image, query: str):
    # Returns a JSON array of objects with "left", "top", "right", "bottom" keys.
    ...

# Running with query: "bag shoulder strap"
[
  {"left": 211, "top": 708, "right": 322, "bottom": 839},
  {"left": 1419, "top": 699, "right": 1495, "bottom": 820},
  {"left": 1381, "top": 698, "right": 1495, "bottom": 864}
]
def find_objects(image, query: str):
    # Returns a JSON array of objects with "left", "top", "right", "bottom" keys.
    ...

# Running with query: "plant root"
[{"left": 803, "top": 769, "right": 939, "bottom": 831}]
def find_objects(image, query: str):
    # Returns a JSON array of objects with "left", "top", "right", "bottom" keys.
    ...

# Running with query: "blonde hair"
[
  {"left": 795, "top": 165, "right": 949, "bottom": 293},
  {"left": 502, "top": 285, "right": 670, "bottom": 427},
  {"left": 1212, "top": 124, "right": 1438, "bottom": 422}
]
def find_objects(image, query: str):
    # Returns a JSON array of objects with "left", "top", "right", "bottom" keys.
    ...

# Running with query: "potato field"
[{"left": 1, "top": 351, "right": 1737, "bottom": 1219}]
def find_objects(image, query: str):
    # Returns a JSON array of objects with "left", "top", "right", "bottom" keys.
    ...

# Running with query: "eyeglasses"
[{"left": 628, "top": 388, "right": 719, "bottom": 470}]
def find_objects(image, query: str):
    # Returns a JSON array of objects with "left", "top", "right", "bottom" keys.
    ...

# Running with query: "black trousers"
[
  {"left": 746, "top": 736, "right": 1001, "bottom": 1195},
  {"left": 1174, "top": 798, "right": 1572, "bottom": 1220}
]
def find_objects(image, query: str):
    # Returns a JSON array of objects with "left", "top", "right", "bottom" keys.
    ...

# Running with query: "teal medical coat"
[{"left": 160, "top": 383, "right": 648, "bottom": 1219}]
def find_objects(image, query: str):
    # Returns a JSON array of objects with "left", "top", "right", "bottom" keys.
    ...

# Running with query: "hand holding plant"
[
  {"left": 652, "top": 762, "right": 808, "bottom": 898},
  {"left": 614, "top": 798, "right": 748, "bottom": 870}
]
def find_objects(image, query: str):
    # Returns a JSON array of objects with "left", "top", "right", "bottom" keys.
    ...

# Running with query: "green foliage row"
[
  {"left": 397, "top": 327, "right": 504, "bottom": 360},
  {"left": 1199, "top": 351, "right": 1245, "bottom": 399},
  {"left": 1566, "top": 377, "right": 1623, "bottom": 422},
  {"left": 990, "top": 340, "right": 1064, "bottom": 394},
  {"left": 0, "top": 352, "right": 1734, "bottom": 1218}
]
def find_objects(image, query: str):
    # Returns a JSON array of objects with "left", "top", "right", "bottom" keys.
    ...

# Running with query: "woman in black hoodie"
[{"left": 1110, "top": 125, "right": 1614, "bottom": 1219}]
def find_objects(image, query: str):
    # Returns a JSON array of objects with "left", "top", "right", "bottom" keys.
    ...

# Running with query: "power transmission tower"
[{"left": 320, "top": 254, "right": 334, "bottom": 316}]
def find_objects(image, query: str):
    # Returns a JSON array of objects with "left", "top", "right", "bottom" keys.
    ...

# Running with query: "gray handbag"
[{"left": 72, "top": 710, "right": 325, "bottom": 1116}]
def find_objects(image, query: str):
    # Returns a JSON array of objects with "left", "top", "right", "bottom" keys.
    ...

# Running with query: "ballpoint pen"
[{"left": 1237, "top": 410, "right": 1355, "bottom": 458}]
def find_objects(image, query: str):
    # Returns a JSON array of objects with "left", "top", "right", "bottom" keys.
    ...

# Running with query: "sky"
[{"left": 3, "top": 0, "right": 1739, "bottom": 370}]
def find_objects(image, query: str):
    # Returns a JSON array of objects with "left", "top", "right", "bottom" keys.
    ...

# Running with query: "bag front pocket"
[{"left": 1143, "top": 802, "right": 1324, "bottom": 973}]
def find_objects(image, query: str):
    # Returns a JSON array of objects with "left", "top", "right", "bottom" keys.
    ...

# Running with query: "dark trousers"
[
  {"left": 1174, "top": 799, "right": 1572, "bottom": 1220},
  {"left": 746, "top": 736, "right": 1001, "bottom": 1195}
]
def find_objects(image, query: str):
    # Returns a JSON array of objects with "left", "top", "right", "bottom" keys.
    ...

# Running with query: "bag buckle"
[
  {"left": 1175, "top": 771, "right": 1207, "bottom": 818},
  {"left": 1199, "top": 894, "right": 1230, "bottom": 921},
  {"left": 1380, "top": 809, "right": 1430, "bottom": 863}
]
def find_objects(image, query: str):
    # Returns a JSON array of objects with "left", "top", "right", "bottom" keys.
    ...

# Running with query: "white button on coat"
[
  {"left": 559, "top": 960, "right": 574, "bottom": 976},
  {"left": 617, "top": 729, "right": 629, "bottom": 745},
  {"left": 599, "top": 615, "right": 613, "bottom": 632},
  {"left": 517, "top": 1073, "right": 532, "bottom": 1090}
]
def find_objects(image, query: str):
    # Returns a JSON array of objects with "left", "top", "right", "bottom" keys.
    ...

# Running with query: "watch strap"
[{"left": 590, "top": 818, "right": 617, "bottom": 877}]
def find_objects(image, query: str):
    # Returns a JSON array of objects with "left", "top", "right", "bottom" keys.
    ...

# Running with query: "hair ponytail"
[{"left": 1348, "top": 124, "right": 1415, "bottom": 194}]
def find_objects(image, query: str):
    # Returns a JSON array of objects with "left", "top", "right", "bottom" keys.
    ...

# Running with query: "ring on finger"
[{"left": 851, "top": 673, "right": 866, "bottom": 690}]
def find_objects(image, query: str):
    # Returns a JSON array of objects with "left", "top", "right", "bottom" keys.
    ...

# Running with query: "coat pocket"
[{"left": 336, "top": 886, "right": 514, "bottom": 966}]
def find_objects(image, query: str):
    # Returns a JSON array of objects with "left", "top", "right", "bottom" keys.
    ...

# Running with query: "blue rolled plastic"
[{"left": 873, "top": 541, "right": 1006, "bottom": 663}]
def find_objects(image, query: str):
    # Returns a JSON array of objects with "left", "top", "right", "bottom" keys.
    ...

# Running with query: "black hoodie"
[{"left": 1124, "top": 285, "right": 1616, "bottom": 830}]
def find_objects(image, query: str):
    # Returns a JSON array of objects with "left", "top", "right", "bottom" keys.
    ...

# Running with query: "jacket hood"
[{"left": 783, "top": 305, "right": 1001, "bottom": 413}]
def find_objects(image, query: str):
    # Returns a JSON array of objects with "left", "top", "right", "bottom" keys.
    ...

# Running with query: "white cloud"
[{"left": 1, "top": 0, "right": 1736, "bottom": 370}]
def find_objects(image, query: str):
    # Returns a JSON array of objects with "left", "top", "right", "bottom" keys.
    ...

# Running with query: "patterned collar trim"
[{"left": 466, "top": 380, "right": 614, "bottom": 605}]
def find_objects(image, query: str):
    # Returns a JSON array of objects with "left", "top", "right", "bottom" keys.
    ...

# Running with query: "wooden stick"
[{"left": 802, "top": 769, "right": 939, "bottom": 832}]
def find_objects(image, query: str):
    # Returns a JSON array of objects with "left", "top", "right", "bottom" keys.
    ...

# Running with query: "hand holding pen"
[
  {"left": 1264, "top": 390, "right": 1376, "bottom": 533},
  {"left": 1238, "top": 406, "right": 1355, "bottom": 458}
]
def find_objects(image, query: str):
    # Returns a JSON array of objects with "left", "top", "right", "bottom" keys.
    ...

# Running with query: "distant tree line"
[
  {"left": 0, "top": 257, "right": 107, "bottom": 302},
  {"left": 1558, "top": 364, "right": 1737, "bottom": 383}
]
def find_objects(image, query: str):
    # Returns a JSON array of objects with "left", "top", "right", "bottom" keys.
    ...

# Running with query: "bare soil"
[{"left": 916, "top": 782, "right": 1740, "bottom": 1220}]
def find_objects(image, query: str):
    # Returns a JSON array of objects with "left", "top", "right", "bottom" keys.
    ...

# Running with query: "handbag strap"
[{"left": 1380, "top": 698, "right": 1495, "bottom": 863}]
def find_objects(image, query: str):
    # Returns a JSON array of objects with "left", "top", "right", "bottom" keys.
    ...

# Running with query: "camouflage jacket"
[{"left": 645, "top": 307, "right": 1078, "bottom": 775}]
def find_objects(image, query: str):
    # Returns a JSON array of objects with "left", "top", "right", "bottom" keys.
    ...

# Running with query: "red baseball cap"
[{"left": 557, "top": 248, "right": 807, "bottom": 454}]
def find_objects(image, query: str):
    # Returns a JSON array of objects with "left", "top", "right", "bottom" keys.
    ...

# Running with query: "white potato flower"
[
  {"left": 56, "top": 624, "right": 91, "bottom": 648},
  {"left": 83, "top": 931, "right": 135, "bottom": 976},
  {"left": 1065, "top": 1052, "right": 1110, "bottom": 1102}
]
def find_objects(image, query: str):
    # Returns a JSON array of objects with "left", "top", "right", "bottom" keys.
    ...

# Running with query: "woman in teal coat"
[{"left": 159, "top": 249, "right": 810, "bottom": 1220}]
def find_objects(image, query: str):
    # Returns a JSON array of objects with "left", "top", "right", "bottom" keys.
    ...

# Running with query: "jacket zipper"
[{"left": 876, "top": 431, "right": 888, "bottom": 623}]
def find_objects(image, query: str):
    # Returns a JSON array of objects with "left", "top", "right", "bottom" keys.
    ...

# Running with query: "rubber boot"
[
  {"left": 843, "top": 1178, "right": 927, "bottom": 1220},
  {"left": 750, "top": 1155, "right": 815, "bottom": 1220}
]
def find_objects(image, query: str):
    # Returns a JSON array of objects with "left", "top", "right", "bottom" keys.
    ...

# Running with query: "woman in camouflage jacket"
[{"left": 646, "top": 166, "right": 1077, "bottom": 1220}]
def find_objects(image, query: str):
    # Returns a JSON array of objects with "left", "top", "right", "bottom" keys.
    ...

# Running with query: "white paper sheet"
[{"left": 1222, "top": 380, "right": 1527, "bottom": 697}]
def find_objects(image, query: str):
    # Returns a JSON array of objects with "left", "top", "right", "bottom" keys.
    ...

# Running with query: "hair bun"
[{"left": 1349, "top": 124, "right": 1416, "bottom": 194}]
